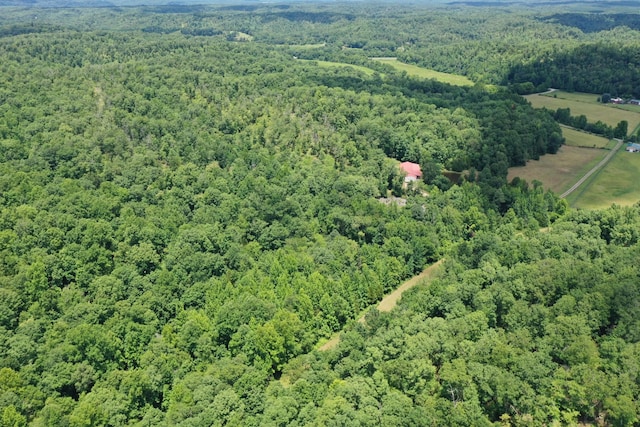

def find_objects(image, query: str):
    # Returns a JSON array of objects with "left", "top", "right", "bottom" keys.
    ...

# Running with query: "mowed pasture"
[
  {"left": 521, "top": 91, "right": 640, "bottom": 207},
  {"left": 548, "top": 91, "right": 640, "bottom": 117},
  {"left": 546, "top": 91, "right": 601, "bottom": 104},
  {"left": 372, "top": 58, "right": 475, "bottom": 87},
  {"left": 525, "top": 92, "right": 640, "bottom": 131},
  {"left": 569, "top": 150, "right": 640, "bottom": 209},
  {"left": 543, "top": 91, "right": 640, "bottom": 112},
  {"left": 561, "top": 126, "right": 611, "bottom": 149},
  {"left": 507, "top": 145, "right": 605, "bottom": 194}
]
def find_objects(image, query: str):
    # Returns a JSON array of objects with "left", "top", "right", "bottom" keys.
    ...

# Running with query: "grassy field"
[
  {"left": 518, "top": 91, "right": 640, "bottom": 207},
  {"left": 569, "top": 150, "right": 640, "bottom": 209},
  {"left": 507, "top": 146, "right": 606, "bottom": 194},
  {"left": 546, "top": 91, "right": 640, "bottom": 118},
  {"left": 610, "top": 104, "right": 640, "bottom": 114},
  {"left": 543, "top": 91, "right": 640, "bottom": 113},
  {"left": 545, "top": 91, "right": 601, "bottom": 103},
  {"left": 525, "top": 92, "right": 640, "bottom": 131},
  {"left": 298, "top": 59, "right": 378, "bottom": 76},
  {"left": 561, "top": 126, "right": 611, "bottom": 149},
  {"left": 372, "top": 58, "right": 475, "bottom": 86}
]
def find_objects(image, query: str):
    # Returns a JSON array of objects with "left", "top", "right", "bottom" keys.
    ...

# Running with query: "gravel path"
[{"left": 560, "top": 138, "right": 623, "bottom": 198}]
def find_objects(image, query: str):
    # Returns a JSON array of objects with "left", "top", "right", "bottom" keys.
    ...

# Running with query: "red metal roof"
[{"left": 399, "top": 162, "right": 422, "bottom": 178}]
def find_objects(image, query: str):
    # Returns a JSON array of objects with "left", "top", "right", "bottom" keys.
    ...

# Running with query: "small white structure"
[{"left": 626, "top": 143, "right": 640, "bottom": 153}]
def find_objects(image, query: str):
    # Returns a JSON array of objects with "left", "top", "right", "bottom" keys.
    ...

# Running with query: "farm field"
[
  {"left": 507, "top": 145, "right": 606, "bottom": 194},
  {"left": 545, "top": 91, "right": 602, "bottom": 104},
  {"left": 543, "top": 90, "right": 640, "bottom": 111},
  {"left": 522, "top": 91, "right": 640, "bottom": 207},
  {"left": 372, "top": 58, "right": 475, "bottom": 86},
  {"left": 525, "top": 92, "right": 640, "bottom": 130},
  {"left": 569, "top": 150, "right": 640, "bottom": 209},
  {"left": 561, "top": 126, "right": 611, "bottom": 149}
]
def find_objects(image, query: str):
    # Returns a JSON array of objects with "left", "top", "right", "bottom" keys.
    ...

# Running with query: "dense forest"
[
  {"left": 507, "top": 44, "right": 640, "bottom": 97},
  {"left": 0, "top": 2, "right": 639, "bottom": 426},
  {"left": 540, "top": 13, "right": 640, "bottom": 34},
  {"left": 262, "top": 205, "right": 640, "bottom": 427}
]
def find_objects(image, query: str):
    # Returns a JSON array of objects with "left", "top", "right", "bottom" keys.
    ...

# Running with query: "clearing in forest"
[
  {"left": 372, "top": 58, "right": 475, "bottom": 86},
  {"left": 521, "top": 91, "right": 640, "bottom": 207},
  {"left": 525, "top": 92, "right": 640, "bottom": 130},
  {"left": 318, "top": 259, "right": 444, "bottom": 352}
]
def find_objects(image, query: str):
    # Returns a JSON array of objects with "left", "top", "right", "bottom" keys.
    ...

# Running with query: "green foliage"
[
  {"left": 553, "top": 107, "right": 616, "bottom": 139},
  {"left": 0, "top": 2, "right": 637, "bottom": 425},
  {"left": 286, "top": 205, "right": 640, "bottom": 425},
  {"left": 507, "top": 43, "right": 640, "bottom": 98}
]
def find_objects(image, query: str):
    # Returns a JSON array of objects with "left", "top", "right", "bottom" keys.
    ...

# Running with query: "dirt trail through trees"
[{"left": 318, "top": 260, "right": 444, "bottom": 351}]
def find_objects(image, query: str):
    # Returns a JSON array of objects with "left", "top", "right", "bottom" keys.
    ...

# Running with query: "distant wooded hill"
[
  {"left": 541, "top": 12, "right": 640, "bottom": 32},
  {"left": 506, "top": 44, "right": 640, "bottom": 97}
]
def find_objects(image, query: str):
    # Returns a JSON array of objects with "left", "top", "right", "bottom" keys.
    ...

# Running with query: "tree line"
[{"left": 552, "top": 107, "right": 628, "bottom": 140}]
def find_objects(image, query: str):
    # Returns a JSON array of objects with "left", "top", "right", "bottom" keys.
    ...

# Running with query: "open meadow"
[
  {"left": 522, "top": 91, "right": 640, "bottom": 207},
  {"left": 507, "top": 145, "right": 606, "bottom": 194},
  {"left": 298, "top": 58, "right": 476, "bottom": 86},
  {"left": 525, "top": 92, "right": 640, "bottom": 131},
  {"left": 545, "top": 91, "right": 603, "bottom": 103},
  {"left": 561, "top": 126, "right": 611, "bottom": 148},
  {"left": 569, "top": 150, "right": 640, "bottom": 209},
  {"left": 372, "top": 58, "right": 475, "bottom": 86}
]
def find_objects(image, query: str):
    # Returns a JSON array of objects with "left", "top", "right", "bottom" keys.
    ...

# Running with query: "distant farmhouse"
[
  {"left": 605, "top": 97, "right": 640, "bottom": 106},
  {"left": 399, "top": 162, "right": 422, "bottom": 182},
  {"left": 626, "top": 143, "right": 640, "bottom": 153}
]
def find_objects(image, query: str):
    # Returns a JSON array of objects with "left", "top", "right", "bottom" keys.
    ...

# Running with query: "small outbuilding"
[
  {"left": 626, "top": 143, "right": 640, "bottom": 152},
  {"left": 399, "top": 162, "right": 422, "bottom": 182}
]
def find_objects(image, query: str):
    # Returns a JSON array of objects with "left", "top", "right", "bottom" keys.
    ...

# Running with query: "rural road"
[
  {"left": 560, "top": 138, "right": 624, "bottom": 199},
  {"left": 318, "top": 260, "right": 443, "bottom": 351},
  {"left": 538, "top": 87, "right": 558, "bottom": 95}
]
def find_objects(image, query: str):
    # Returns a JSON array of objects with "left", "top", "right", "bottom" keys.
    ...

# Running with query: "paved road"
[{"left": 560, "top": 138, "right": 624, "bottom": 199}]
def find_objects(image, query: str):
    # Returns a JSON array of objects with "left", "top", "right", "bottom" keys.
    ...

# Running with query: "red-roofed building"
[{"left": 399, "top": 162, "right": 422, "bottom": 182}]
